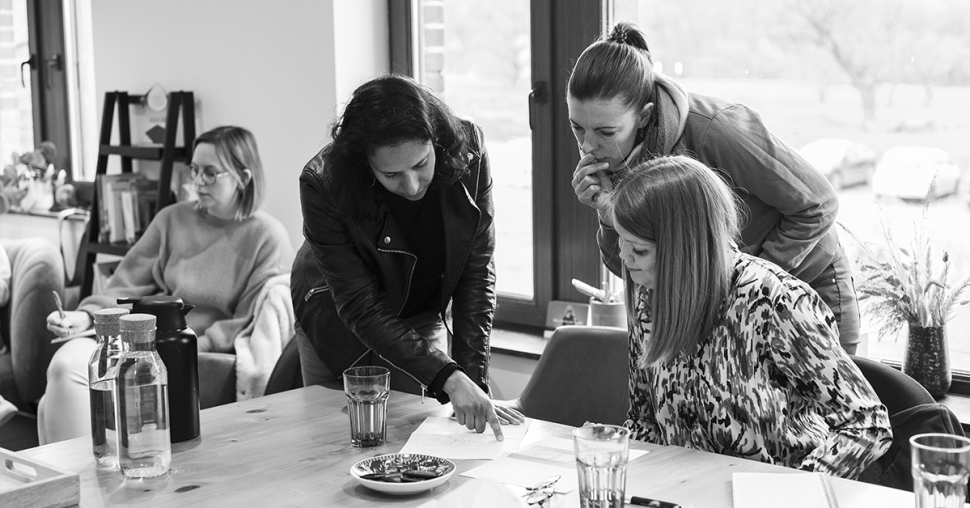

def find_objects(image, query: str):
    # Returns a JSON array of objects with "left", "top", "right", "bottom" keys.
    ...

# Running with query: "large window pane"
[
  {"left": 0, "top": 0, "right": 35, "bottom": 165},
  {"left": 618, "top": 0, "right": 970, "bottom": 369},
  {"left": 415, "top": 0, "right": 535, "bottom": 298}
]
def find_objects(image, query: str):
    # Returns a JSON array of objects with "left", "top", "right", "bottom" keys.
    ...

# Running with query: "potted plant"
[{"left": 842, "top": 197, "right": 970, "bottom": 397}]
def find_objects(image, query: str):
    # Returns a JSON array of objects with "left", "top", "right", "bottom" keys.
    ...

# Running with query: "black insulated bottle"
[{"left": 117, "top": 295, "right": 200, "bottom": 442}]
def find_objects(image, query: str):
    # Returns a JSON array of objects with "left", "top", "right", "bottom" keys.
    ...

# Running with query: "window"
[
  {"left": 392, "top": 0, "right": 607, "bottom": 328},
  {"left": 0, "top": 0, "right": 94, "bottom": 194},
  {"left": 0, "top": 0, "right": 37, "bottom": 168},
  {"left": 613, "top": 0, "right": 970, "bottom": 386}
]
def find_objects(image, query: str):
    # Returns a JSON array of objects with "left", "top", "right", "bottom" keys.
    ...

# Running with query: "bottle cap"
[
  {"left": 117, "top": 295, "right": 192, "bottom": 332},
  {"left": 92, "top": 308, "right": 130, "bottom": 336},
  {"left": 120, "top": 314, "right": 156, "bottom": 342}
]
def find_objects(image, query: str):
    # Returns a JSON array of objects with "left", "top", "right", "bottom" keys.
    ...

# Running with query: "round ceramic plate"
[{"left": 350, "top": 453, "right": 456, "bottom": 495}]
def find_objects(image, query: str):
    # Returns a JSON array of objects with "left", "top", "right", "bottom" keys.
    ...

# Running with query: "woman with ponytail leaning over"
[
  {"left": 610, "top": 155, "right": 890, "bottom": 478},
  {"left": 568, "top": 22, "right": 863, "bottom": 354}
]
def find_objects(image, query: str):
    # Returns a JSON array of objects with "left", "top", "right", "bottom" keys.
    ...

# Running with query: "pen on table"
[
  {"left": 626, "top": 495, "right": 682, "bottom": 508},
  {"left": 52, "top": 291, "right": 65, "bottom": 320}
]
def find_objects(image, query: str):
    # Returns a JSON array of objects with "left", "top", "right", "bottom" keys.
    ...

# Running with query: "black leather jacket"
[{"left": 291, "top": 121, "right": 496, "bottom": 398}]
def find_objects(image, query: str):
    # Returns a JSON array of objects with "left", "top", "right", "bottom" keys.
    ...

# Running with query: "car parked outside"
[
  {"left": 871, "top": 146, "right": 961, "bottom": 201},
  {"left": 798, "top": 138, "right": 877, "bottom": 191}
]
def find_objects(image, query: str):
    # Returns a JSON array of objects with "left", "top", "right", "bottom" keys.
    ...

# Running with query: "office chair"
[
  {"left": 852, "top": 355, "right": 966, "bottom": 495},
  {"left": 265, "top": 337, "right": 303, "bottom": 396},
  {"left": 515, "top": 325, "right": 630, "bottom": 427}
]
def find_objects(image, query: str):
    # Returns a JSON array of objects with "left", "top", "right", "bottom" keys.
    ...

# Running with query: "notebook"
[{"left": 733, "top": 472, "right": 839, "bottom": 508}]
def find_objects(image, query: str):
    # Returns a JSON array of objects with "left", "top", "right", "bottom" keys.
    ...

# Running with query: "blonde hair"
[
  {"left": 608, "top": 156, "right": 740, "bottom": 365},
  {"left": 193, "top": 126, "right": 264, "bottom": 220}
]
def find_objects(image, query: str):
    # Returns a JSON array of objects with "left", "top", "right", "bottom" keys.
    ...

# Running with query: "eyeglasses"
[
  {"left": 525, "top": 475, "right": 561, "bottom": 507},
  {"left": 188, "top": 164, "right": 232, "bottom": 186}
]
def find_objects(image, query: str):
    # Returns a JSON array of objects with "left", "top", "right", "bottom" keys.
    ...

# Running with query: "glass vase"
[{"left": 903, "top": 324, "right": 950, "bottom": 397}]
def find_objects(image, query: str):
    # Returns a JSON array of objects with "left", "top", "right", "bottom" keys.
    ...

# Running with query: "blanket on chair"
[{"left": 234, "top": 273, "right": 294, "bottom": 400}]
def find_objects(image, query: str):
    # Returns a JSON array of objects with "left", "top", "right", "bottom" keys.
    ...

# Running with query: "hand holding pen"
[{"left": 46, "top": 291, "right": 93, "bottom": 340}]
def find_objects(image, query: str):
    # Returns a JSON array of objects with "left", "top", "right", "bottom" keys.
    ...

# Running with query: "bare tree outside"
[{"left": 632, "top": 0, "right": 970, "bottom": 367}]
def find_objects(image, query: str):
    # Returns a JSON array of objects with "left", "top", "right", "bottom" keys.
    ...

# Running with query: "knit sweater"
[{"left": 79, "top": 201, "right": 293, "bottom": 353}]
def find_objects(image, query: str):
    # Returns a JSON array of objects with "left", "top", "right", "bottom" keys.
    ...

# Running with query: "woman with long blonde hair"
[{"left": 611, "top": 155, "right": 890, "bottom": 479}]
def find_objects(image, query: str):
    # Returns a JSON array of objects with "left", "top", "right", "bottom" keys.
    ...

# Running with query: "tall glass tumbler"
[
  {"left": 911, "top": 433, "right": 970, "bottom": 508},
  {"left": 573, "top": 424, "right": 630, "bottom": 508},
  {"left": 343, "top": 366, "right": 390, "bottom": 447}
]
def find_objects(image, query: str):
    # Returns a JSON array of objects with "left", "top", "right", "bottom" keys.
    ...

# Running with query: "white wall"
[{"left": 89, "top": 0, "right": 389, "bottom": 251}]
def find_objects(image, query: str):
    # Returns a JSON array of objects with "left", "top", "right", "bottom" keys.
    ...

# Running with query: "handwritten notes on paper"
[{"left": 398, "top": 416, "right": 531, "bottom": 460}]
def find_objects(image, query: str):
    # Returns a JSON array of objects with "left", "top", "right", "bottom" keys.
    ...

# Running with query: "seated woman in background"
[
  {"left": 607, "top": 156, "right": 891, "bottom": 479},
  {"left": 41, "top": 125, "right": 293, "bottom": 444},
  {"left": 291, "top": 74, "right": 523, "bottom": 439}
]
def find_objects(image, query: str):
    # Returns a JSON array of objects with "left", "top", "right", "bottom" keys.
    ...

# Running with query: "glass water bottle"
[
  {"left": 117, "top": 313, "right": 171, "bottom": 478},
  {"left": 88, "top": 307, "right": 129, "bottom": 467}
]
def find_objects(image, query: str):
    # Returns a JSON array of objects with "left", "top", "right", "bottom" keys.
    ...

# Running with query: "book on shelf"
[{"left": 97, "top": 173, "right": 158, "bottom": 245}]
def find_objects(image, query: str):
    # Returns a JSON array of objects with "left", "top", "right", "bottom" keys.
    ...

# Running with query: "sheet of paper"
[
  {"left": 733, "top": 472, "right": 837, "bottom": 508},
  {"left": 398, "top": 416, "right": 531, "bottom": 460},
  {"left": 51, "top": 327, "right": 96, "bottom": 344},
  {"left": 461, "top": 436, "right": 649, "bottom": 493}
]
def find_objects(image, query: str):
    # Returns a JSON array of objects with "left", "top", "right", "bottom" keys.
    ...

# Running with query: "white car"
[
  {"left": 871, "top": 146, "right": 961, "bottom": 201},
  {"left": 799, "top": 138, "right": 876, "bottom": 190}
]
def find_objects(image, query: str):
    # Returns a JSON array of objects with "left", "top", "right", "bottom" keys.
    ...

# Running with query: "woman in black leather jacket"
[{"left": 291, "top": 75, "right": 523, "bottom": 438}]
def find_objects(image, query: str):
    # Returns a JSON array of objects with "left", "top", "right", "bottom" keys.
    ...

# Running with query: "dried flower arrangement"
[{"left": 840, "top": 196, "right": 970, "bottom": 341}]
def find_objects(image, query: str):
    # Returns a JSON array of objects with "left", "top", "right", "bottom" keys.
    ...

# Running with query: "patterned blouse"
[{"left": 625, "top": 251, "right": 891, "bottom": 479}]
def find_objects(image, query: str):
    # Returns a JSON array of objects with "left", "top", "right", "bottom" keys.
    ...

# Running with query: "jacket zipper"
[
  {"left": 304, "top": 285, "right": 330, "bottom": 301},
  {"left": 374, "top": 247, "right": 428, "bottom": 402}
]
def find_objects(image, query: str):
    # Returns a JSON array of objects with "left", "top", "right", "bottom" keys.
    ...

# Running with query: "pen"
[
  {"left": 626, "top": 495, "right": 682, "bottom": 508},
  {"left": 52, "top": 291, "right": 65, "bottom": 320}
]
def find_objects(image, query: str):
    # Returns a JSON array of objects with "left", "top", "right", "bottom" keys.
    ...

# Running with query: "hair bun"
[{"left": 609, "top": 25, "right": 630, "bottom": 45}]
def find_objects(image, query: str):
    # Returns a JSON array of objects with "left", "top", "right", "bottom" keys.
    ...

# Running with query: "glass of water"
[
  {"left": 573, "top": 424, "right": 630, "bottom": 508},
  {"left": 343, "top": 366, "right": 391, "bottom": 447},
  {"left": 911, "top": 433, "right": 970, "bottom": 508}
]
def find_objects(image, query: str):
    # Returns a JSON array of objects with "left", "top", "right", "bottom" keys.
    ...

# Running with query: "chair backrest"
[
  {"left": 858, "top": 403, "right": 965, "bottom": 493},
  {"left": 198, "top": 352, "right": 237, "bottom": 409},
  {"left": 517, "top": 325, "right": 629, "bottom": 427},
  {"left": 1, "top": 237, "right": 63, "bottom": 408},
  {"left": 851, "top": 356, "right": 966, "bottom": 495},
  {"left": 265, "top": 336, "right": 303, "bottom": 396},
  {"left": 851, "top": 355, "right": 934, "bottom": 416}
]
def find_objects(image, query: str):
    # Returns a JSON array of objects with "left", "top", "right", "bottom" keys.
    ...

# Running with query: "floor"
[{"left": 0, "top": 411, "right": 40, "bottom": 451}]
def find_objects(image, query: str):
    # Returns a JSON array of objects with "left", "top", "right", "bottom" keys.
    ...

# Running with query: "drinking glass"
[
  {"left": 911, "top": 433, "right": 970, "bottom": 508},
  {"left": 343, "top": 366, "right": 390, "bottom": 447},
  {"left": 573, "top": 424, "right": 630, "bottom": 508}
]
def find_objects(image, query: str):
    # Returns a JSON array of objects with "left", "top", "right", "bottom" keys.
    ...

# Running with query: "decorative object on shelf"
[{"left": 842, "top": 190, "right": 970, "bottom": 397}]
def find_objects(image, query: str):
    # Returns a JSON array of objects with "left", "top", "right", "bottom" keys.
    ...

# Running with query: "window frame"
[
  {"left": 23, "top": 0, "right": 73, "bottom": 181},
  {"left": 389, "top": 0, "right": 606, "bottom": 329}
]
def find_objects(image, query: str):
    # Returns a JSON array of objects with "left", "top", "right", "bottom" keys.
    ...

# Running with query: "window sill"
[
  {"left": 491, "top": 325, "right": 550, "bottom": 360},
  {"left": 5, "top": 207, "right": 88, "bottom": 220}
]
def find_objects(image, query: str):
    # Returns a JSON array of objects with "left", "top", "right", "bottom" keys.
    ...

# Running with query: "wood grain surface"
[{"left": 18, "top": 385, "right": 915, "bottom": 507}]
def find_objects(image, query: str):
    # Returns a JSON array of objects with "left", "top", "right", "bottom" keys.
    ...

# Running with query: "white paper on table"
[
  {"left": 398, "top": 416, "right": 531, "bottom": 460},
  {"left": 461, "top": 436, "right": 649, "bottom": 493}
]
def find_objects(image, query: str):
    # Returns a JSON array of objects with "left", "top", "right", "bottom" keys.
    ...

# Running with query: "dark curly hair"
[{"left": 324, "top": 74, "right": 470, "bottom": 217}]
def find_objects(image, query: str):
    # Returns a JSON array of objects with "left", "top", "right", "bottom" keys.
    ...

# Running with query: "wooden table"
[{"left": 20, "top": 385, "right": 914, "bottom": 507}]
